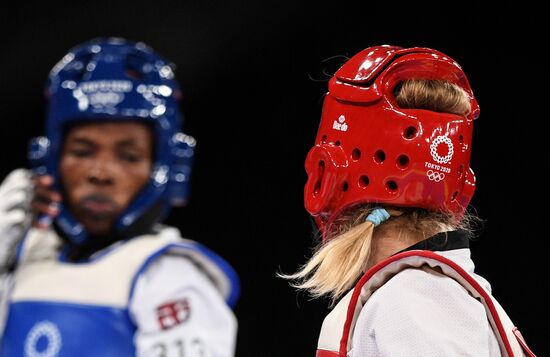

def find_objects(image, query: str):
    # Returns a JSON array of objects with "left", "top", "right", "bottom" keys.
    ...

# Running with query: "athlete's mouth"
[{"left": 78, "top": 194, "right": 118, "bottom": 219}]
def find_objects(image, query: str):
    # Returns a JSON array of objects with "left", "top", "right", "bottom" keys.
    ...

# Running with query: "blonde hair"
[
  {"left": 281, "top": 79, "right": 474, "bottom": 303},
  {"left": 394, "top": 79, "right": 471, "bottom": 116}
]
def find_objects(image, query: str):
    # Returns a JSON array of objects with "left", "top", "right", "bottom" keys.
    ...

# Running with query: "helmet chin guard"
[
  {"left": 28, "top": 37, "right": 195, "bottom": 245},
  {"left": 304, "top": 45, "right": 479, "bottom": 236}
]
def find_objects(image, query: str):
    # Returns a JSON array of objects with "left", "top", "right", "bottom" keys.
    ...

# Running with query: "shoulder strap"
[
  {"left": 336, "top": 251, "right": 533, "bottom": 357},
  {"left": 128, "top": 240, "right": 240, "bottom": 308},
  {"left": 317, "top": 250, "right": 535, "bottom": 357}
]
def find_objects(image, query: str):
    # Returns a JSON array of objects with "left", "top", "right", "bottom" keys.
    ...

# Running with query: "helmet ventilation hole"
[
  {"left": 335, "top": 140, "right": 341, "bottom": 146},
  {"left": 457, "top": 164, "right": 463, "bottom": 178},
  {"left": 459, "top": 134, "right": 464, "bottom": 144},
  {"left": 313, "top": 160, "right": 325, "bottom": 196},
  {"left": 352, "top": 148, "right": 361, "bottom": 161},
  {"left": 386, "top": 180, "right": 398, "bottom": 192},
  {"left": 451, "top": 191, "right": 459, "bottom": 201},
  {"left": 321, "top": 134, "right": 327, "bottom": 143},
  {"left": 397, "top": 155, "right": 409, "bottom": 169},
  {"left": 374, "top": 150, "right": 386, "bottom": 163},
  {"left": 403, "top": 126, "right": 418, "bottom": 139},
  {"left": 359, "top": 175, "right": 370, "bottom": 188},
  {"left": 342, "top": 181, "right": 349, "bottom": 192}
]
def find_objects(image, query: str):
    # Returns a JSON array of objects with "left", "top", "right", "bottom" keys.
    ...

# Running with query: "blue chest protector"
[
  {"left": 0, "top": 227, "right": 239, "bottom": 357},
  {"left": 2, "top": 301, "right": 135, "bottom": 356}
]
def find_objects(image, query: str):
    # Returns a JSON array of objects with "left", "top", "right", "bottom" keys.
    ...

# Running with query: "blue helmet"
[{"left": 29, "top": 37, "right": 195, "bottom": 245}]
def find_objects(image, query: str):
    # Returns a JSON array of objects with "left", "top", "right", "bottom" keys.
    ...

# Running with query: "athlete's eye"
[
  {"left": 119, "top": 152, "right": 143, "bottom": 163},
  {"left": 68, "top": 148, "right": 92, "bottom": 158}
]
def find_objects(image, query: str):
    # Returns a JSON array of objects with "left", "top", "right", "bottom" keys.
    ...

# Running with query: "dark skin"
[{"left": 32, "top": 122, "right": 153, "bottom": 236}]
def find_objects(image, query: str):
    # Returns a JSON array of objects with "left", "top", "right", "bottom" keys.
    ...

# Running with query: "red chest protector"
[{"left": 316, "top": 251, "right": 536, "bottom": 357}]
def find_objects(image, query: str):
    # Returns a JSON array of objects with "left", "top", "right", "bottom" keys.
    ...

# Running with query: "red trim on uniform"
[
  {"left": 339, "top": 250, "right": 517, "bottom": 357},
  {"left": 513, "top": 327, "right": 537, "bottom": 357},
  {"left": 316, "top": 349, "right": 340, "bottom": 357}
]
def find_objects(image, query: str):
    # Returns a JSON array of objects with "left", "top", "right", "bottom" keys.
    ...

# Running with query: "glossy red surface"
[{"left": 304, "top": 45, "right": 479, "bottom": 236}]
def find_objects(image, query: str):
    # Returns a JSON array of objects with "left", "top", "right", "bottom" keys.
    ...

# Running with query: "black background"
[{"left": 1, "top": 1, "right": 547, "bottom": 356}]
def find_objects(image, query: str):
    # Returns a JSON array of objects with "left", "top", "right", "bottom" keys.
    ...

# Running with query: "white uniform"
[
  {"left": 316, "top": 232, "right": 536, "bottom": 357},
  {"left": 0, "top": 225, "right": 239, "bottom": 357},
  {"left": 351, "top": 249, "right": 501, "bottom": 356}
]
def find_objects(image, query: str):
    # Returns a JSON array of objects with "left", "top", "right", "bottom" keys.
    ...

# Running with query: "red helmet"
[{"left": 304, "top": 45, "right": 479, "bottom": 235}]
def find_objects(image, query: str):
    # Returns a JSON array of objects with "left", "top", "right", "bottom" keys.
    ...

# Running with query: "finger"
[
  {"left": 33, "top": 176, "right": 61, "bottom": 202},
  {"left": 32, "top": 174, "right": 55, "bottom": 188},
  {"left": 31, "top": 200, "right": 60, "bottom": 217},
  {"left": 33, "top": 185, "right": 62, "bottom": 204}
]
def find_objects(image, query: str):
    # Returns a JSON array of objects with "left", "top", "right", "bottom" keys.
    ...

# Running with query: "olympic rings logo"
[
  {"left": 430, "top": 135, "right": 454, "bottom": 164},
  {"left": 24, "top": 321, "right": 62, "bottom": 357},
  {"left": 427, "top": 170, "right": 445, "bottom": 182}
]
